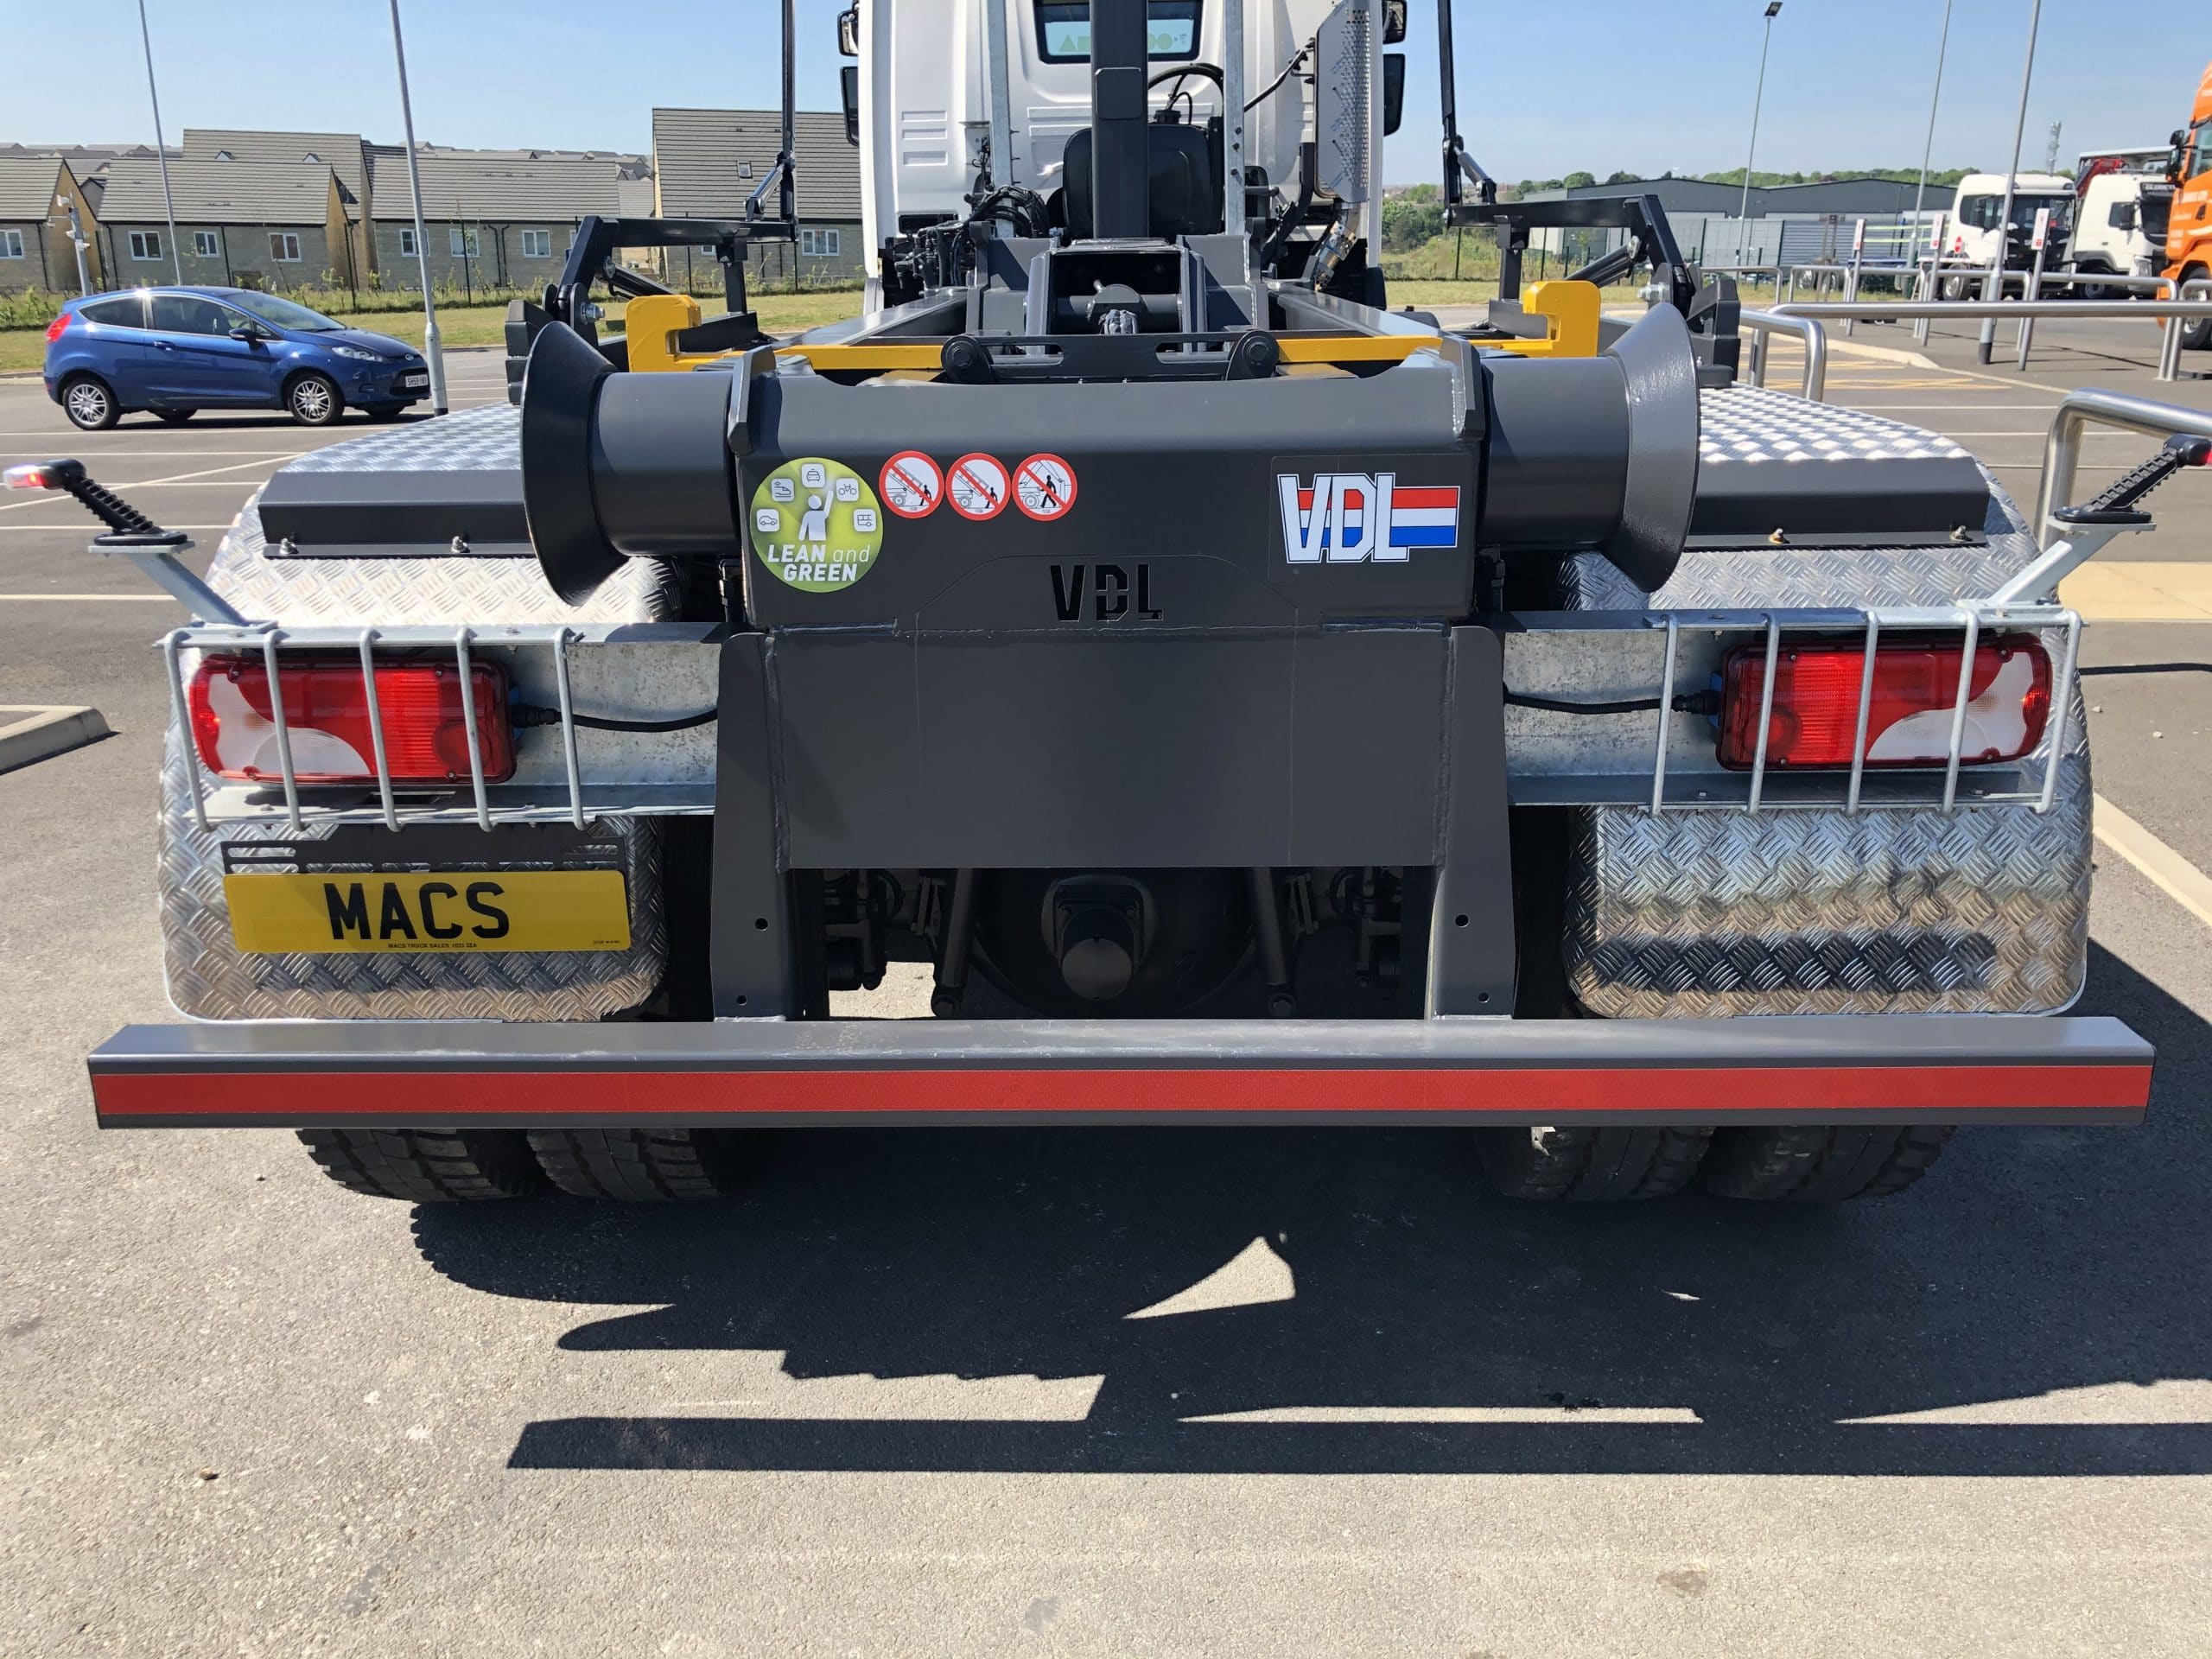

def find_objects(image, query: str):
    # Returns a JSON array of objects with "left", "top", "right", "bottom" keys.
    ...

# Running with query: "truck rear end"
[{"left": 64, "top": 0, "right": 2178, "bottom": 1209}]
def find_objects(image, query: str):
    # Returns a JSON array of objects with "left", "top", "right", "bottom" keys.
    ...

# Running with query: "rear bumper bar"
[{"left": 89, "top": 1015, "right": 2154, "bottom": 1129}]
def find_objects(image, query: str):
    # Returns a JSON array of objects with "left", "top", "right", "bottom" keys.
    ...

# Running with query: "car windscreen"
[{"left": 232, "top": 294, "right": 343, "bottom": 333}]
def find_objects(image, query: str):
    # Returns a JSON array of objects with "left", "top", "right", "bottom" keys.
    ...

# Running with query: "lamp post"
[
  {"left": 55, "top": 194, "right": 92, "bottom": 296},
  {"left": 1978, "top": 0, "right": 2044, "bottom": 365},
  {"left": 135, "top": 0, "right": 183, "bottom": 283},
  {"left": 1910, "top": 0, "right": 1955, "bottom": 272},
  {"left": 1738, "top": 3, "right": 1782, "bottom": 269},
  {"left": 388, "top": 0, "right": 448, "bottom": 416}
]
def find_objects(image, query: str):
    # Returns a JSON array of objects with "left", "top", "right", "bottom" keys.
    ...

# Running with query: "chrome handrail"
[
  {"left": 1738, "top": 310, "right": 1830, "bottom": 401},
  {"left": 2032, "top": 387, "right": 2212, "bottom": 547}
]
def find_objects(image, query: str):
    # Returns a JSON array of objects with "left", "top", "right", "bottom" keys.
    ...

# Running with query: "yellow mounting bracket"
[
  {"left": 1487, "top": 280, "right": 1601, "bottom": 359},
  {"left": 622, "top": 294, "right": 721, "bottom": 373}
]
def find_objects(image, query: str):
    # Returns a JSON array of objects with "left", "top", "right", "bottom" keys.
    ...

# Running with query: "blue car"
[{"left": 43, "top": 286, "right": 430, "bottom": 430}]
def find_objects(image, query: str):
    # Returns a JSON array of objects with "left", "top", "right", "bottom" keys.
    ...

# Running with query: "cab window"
[{"left": 1035, "top": 0, "right": 1200, "bottom": 63}]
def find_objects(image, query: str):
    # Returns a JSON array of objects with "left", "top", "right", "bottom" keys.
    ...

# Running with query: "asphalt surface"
[{"left": 4, "top": 334, "right": 2212, "bottom": 1657}]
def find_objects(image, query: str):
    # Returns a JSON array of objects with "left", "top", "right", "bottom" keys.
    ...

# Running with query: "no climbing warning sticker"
[
  {"left": 1013, "top": 453, "right": 1077, "bottom": 521},
  {"left": 879, "top": 450, "right": 942, "bottom": 518},
  {"left": 947, "top": 453, "right": 1011, "bottom": 521}
]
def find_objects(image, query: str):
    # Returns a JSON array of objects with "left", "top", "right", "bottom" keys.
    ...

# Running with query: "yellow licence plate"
[{"left": 224, "top": 870, "right": 631, "bottom": 955}]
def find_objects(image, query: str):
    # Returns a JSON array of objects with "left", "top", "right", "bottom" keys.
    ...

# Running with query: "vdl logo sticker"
[
  {"left": 1277, "top": 472, "right": 1460, "bottom": 563},
  {"left": 750, "top": 457, "right": 885, "bottom": 591}
]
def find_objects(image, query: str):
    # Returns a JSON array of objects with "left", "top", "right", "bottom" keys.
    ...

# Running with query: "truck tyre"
[
  {"left": 525, "top": 1128, "right": 738, "bottom": 1201},
  {"left": 296, "top": 1128, "right": 543, "bottom": 1202},
  {"left": 1697, "top": 1125, "right": 1954, "bottom": 1202},
  {"left": 1476, "top": 1126, "right": 1713, "bottom": 1201},
  {"left": 2182, "top": 270, "right": 2211, "bottom": 351}
]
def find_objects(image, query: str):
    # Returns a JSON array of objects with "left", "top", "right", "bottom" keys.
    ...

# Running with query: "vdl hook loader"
[{"left": 33, "top": 0, "right": 2202, "bottom": 1209}]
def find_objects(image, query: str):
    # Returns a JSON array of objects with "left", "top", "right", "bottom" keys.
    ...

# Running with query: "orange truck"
[{"left": 2168, "top": 59, "right": 2212, "bottom": 346}]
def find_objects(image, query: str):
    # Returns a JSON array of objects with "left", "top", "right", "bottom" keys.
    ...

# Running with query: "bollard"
[
  {"left": 2015, "top": 208, "right": 2050, "bottom": 373},
  {"left": 1915, "top": 214, "right": 1948, "bottom": 347},
  {"left": 1845, "top": 219, "right": 1866, "bottom": 337}
]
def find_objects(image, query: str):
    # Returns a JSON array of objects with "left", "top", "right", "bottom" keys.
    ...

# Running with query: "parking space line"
[
  {"left": 0, "top": 522, "right": 232, "bottom": 532},
  {"left": 2094, "top": 794, "right": 2212, "bottom": 932},
  {"left": 0, "top": 449, "right": 305, "bottom": 459},
  {"left": 0, "top": 593, "right": 177, "bottom": 601},
  {"left": 0, "top": 456, "right": 275, "bottom": 513}
]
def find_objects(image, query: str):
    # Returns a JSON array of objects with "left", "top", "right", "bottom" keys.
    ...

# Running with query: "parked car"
[{"left": 41, "top": 287, "right": 430, "bottom": 430}]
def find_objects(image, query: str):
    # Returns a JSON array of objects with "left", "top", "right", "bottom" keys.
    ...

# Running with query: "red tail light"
[
  {"left": 44, "top": 312, "right": 71, "bottom": 345},
  {"left": 1718, "top": 634, "right": 2051, "bottom": 771},
  {"left": 188, "top": 657, "right": 514, "bottom": 785}
]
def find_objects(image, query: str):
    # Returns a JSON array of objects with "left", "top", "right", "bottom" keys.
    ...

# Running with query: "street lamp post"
[
  {"left": 1738, "top": 3, "right": 1782, "bottom": 268},
  {"left": 135, "top": 0, "right": 183, "bottom": 283},
  {"left": 388, "top": 0, "right": 449, "bottom": 416},
  {"left": 1910, "top": 0, "right": 1955, "bottom": 273},
  {"left": 1978, "top": 0, "right": 2044, "bottom": 365}
]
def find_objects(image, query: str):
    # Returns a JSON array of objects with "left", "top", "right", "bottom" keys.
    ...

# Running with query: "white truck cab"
[
  {"left": 849, "top": 0, "right": 1394, "bottom": 305},
  {"left": 1944, "top": 172, "right": 2075, "bottom": 273},
  {"left": 2068, "top": 169, "right": 2175, "bottom": 293}
]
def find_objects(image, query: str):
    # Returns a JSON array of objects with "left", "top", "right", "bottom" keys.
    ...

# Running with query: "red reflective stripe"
[{"left": 92, "top": 1063, "right": 2155, "bottom": 1122}]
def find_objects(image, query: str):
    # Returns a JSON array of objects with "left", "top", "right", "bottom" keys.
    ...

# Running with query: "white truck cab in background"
[
  {"left": 849, "top": 0, "right": 1391, "bottom": 304},
  {"left": 1942, "top": 171, "right": 2075, "bottom": 283},
  {"left": 2068, "top": 169, "right": 2176, "bottom": 295}
]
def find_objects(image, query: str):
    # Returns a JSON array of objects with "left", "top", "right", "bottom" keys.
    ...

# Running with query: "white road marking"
[
  {"left": 2094, "top": 793, "right": 2212, "bottom": 932},
  {"left": 0, "top": 593, "right": 179, "bottom": 601},
  {"left": 1842, "top": 1378, "right": 2212, "bottom": 1425},
  {"left": 1183, "top": 1406, "right": 1705, "bottom": 1425},
  {"left": 0, "top": 449, "right": 304, "bottom": 459},
  {"left": 0, "top": 522, "right": 232, "bottom": 531},
  {"left": 0, "top": 455, "right": 274, "bottom": 513}
]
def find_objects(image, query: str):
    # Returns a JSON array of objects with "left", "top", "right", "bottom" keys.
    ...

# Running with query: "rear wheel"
[
  {"left": 1698, "top": 1125, "right": 1954, "bottom": 1202},
  {"left": 525, "top": 1128, "right": 740, "bottom": 1202},
  {"left": 152, "top": 407, "right": 197, "bottom": 424},
  {"left": 296, "top": 1128, "right": 543, "bottom": 1202},
  {"left": 1476, "top": 1126, "right": 1713, "bottom": 1201},
  {"left": 285, "top": 371, "right": 343, "bottom": 425},
  {"left": 2182, "top": 270, "right": 2211, "bottom": 351},
  {"left": 60, "top": 373, "right": 119, "bottom": 431}
]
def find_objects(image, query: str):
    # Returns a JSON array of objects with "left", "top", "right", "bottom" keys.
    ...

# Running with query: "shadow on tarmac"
[{"left": 410, "top": 944, "right": 2212, "bottom": 1478}]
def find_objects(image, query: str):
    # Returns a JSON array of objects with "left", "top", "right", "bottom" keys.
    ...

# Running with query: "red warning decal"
[
  {"left": 879, "top": 451, "right": 942, "bottom": 518},
  {"left": 1013, "top": 453, "right": 1077, "bottom": 522},
  {"left": 947, "top": 453, "right": 1010, "bottom": 521}
]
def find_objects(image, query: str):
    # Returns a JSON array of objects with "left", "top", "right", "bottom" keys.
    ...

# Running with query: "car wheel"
[
  {"left": 152, "top": 408, "right": 197, "bottom": 424},
  {"left": 285, "top": 372, "right": 344, "bottom": 426},
  {"left": 60, "top": 374, "right": 119, "bottom": 431}
]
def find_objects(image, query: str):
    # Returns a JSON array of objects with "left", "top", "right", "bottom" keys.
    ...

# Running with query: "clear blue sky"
[{"left": 9, "top": 1, "right": 2198, "bottom": 185}]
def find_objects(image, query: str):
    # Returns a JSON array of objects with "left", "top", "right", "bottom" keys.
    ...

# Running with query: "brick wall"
[{"left": 99, "top": 223, "right": 339, "bottom": 291}]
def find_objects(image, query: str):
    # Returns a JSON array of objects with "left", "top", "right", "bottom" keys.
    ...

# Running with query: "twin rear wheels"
[
  {"left": 297, "top": 1122, "right": 1953, "bottom": 1205},
  {"left": 1475, "top": 1124, "right": 1955, "bottom": 1203},
  {"left": 297, "top": 1127, "right": 741, "bottom": 1204}
]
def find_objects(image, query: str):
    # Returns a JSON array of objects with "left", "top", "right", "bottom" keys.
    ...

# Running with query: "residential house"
[
  {"left": 91, "top": 158, "right": 355, "bottom": 291},
  {"left": 183, "top": 130, "right": 375, "bottom": 280},
  {"left": 652, "top": 108, "right": 864, "bottom": 287},
  {"left": 366, "top": 152, "right": 626, "bottom": 295},
  {"left": 0, "top": 155, "right": 104, "bottom": 294}
]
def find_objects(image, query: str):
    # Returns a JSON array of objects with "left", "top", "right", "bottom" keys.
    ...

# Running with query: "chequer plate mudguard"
[{"left": 89, "top": 1014, "right": 2152, "bottom": 1129}]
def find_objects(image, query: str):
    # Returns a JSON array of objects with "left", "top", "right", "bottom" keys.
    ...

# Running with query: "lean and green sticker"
[{"left": 749, "top": 458, "right": 885, "bottom": 592}]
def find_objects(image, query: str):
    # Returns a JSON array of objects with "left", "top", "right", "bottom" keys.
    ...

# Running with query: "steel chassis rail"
[{"left": 88, "top": 1014, "right": 2153, "bottom": 1129}]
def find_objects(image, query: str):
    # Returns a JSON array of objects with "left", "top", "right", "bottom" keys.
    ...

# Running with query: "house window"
[
  {"left": 449, "top": 227, "right": 480, "bottom": 257},
  {"left": 192, "top": 231, "right": 219, "bottom": 257},
  {"left": 398, "top": 227, "right": 416, "bottom": 257},
  {"left": 800, "top": 227, "right": 841, "bottom": 257},
  {"left": 269, "top": 232, "right": 302, "bottom": 262},
  {"left": 520, "top": 229, "right": 552, "bottom": 258},
  {"left": 0, "top": 230, "right": 23, "bottom": 258},
  {"left": 129, "top": 230, "right": 162, "bottom": 260}
]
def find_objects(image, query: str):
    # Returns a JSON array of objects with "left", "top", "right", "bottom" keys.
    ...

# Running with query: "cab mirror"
[
  {"left": 1382, "top": 0, "right": 1406, "bottom": 44},
  {"left": 1382, "top": 54, "right": 1405, "bottom": 137},
  {"left": 837, "top": 6, "right": 859, "bottom": 55},
  {"left": 841, "top": 66, "right": 861, "bottom": 146}
]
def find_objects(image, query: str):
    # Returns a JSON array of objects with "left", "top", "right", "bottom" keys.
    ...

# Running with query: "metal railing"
[
  {"left": 1738, "top": 309, "right": 1830, "bottom": 401},
  {"left": 2032, "top": 387, "right": 2212, "bottom": 548},
  {"left": 1770, "top": 296, "right": 2212, "bottom": 383}
]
